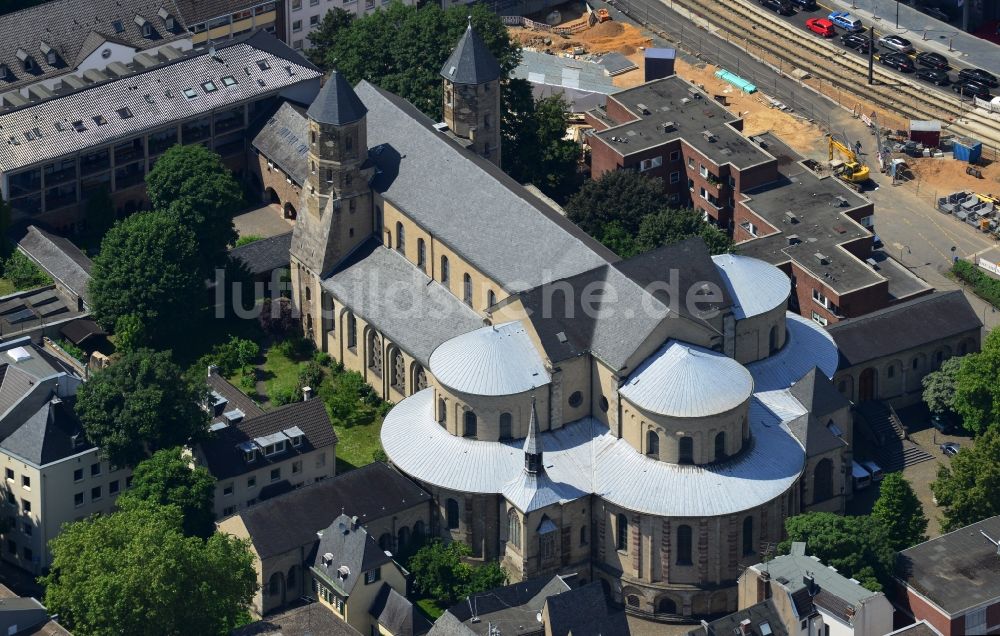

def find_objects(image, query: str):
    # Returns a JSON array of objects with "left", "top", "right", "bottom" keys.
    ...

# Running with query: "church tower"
[
  {"left": 290, "top": 71, "right": 373, "bottom": 345},
  {"left": 440, "top": 20, "right": 502, "bottom": 167}
]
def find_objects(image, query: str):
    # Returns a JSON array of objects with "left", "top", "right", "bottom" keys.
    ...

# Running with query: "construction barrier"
[{"left": 713, "top": 69, "right": 757, "bottom": 93}]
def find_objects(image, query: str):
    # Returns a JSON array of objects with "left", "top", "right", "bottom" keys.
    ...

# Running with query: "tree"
[
  {"left": 117, "top": 447, "right": 216, "bottom": 538},
  {"left": 89, "top": 211, "right": 203, "bottom": 345},
  {"left": 82, "top": 186, "right": 116, "bottom": 249},
  {"left": 871, "top": 473, "right": 927, "bottom": 551},
  {"left": 408, "top": 540, "right": 507, "bottom": 605},
  {"left": 75, "top": 348, "right": 208, "bottom": 467},
  {"left": 0, "top": 199, "right": 12, "bottom": 258},
  {"left": 41, "top": 503, "right": 256, "bottom": 636},
  {"left": 113, "top": 314, "right": 148, "bottom": 352},
  {"left": 145, "top": 144, "right": 242, "bottom": 276},
  {"left": 931, "top": 427, "right": 1000, "bottom": 531},
  {"left": 306, "top": 7, "right": 355, "bottom": 66},
  {"left": 779, "top": 512, "right": 894, "bottom": 592},
  {"left": 922, "top": 356, "right": 962, "bottom": 416},
  {"left": 636, "top": 208, "right": 733, "bottom": 256},
  {"left": 566, "top": 170, "right": 665, "bottom": 240},
  {"left": 953, "top": 329, "right": 1000, "bottom": 436},
  {"left": 2, "top": 251, "right": 51, "bottom": 290}
]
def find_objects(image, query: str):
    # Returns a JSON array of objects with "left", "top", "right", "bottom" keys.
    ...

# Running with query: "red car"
[{"left": 806, "top": 17, "right": 836, "bottom": 36}]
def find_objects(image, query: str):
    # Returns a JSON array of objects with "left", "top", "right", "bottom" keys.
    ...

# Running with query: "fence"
[{"left": 502, "top": 5, "right": 597, "bottom": 33}]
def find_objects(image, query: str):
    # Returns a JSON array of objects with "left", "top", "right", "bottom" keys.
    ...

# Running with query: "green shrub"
[
  {"left": 269, "top": 386, "right": 299, "bottom": 406},
  {"left": 275, "top": 336, "right": 314, "bottom": 361},
  {"left": 298, "top": 361, "right": 325, "bottom": 390},
  {"left": 209, "top": 336, "right": 260, "bottom": 377},
  {"left": 312, "top": 351, "right": 332, "bottom": 366},
  {"left": 3, "top": 251, "right": 51, "bottom": 291},
  {"left": 235, "top": 234, "right": 264, "bottom": 248},
  {"left": 953, "top": 259, "right": 1000, "bottom": 308},
  {"left": 239, "top": 370, "right": 256, "bottom": 392},
  {"left": 372, "top": 448, "right": 388, "bottom": 463},
  {"left": 56, "top": 339, "right": 87, "bottom": 363}
]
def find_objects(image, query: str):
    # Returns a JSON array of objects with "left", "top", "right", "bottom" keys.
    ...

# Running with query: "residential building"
[
  {"left": 584, "top": 80, "right": 933, "bottom": 325},
  {"left": 0, "top": 30, "right": 321, "bottom": 232},
  {"left": 828, "top": 290, "right": 982, "bottom": 406},
  {"left": 0, "top": 583, "right": 71, "bottom": 635},
  {"left": 234, "top": 602, "right": 363, "bottom": 636},
  {"left": 174, "top": 0, "right": 280, "bottom": 46},
  {"left": 369, "top": 584, "right": 432, "bottom": 636},
  {"left": 216, "top": 462, "right": 431, "bottom": 616},
  {"left": 195, "top": 366, "right": 337, "bottom": 519},
  {"left": 0, "top": 338, "right": 130, "bottom": 574},
  {"left": 310, "top": 513, "right": 411, "bottom": 636},
  {"left": 895, "top": 515, "right": 1000, "bottom": 636},
  {"left": 686, "top": 599, "right": 787, "bottom": 636},
  {"left": 738, "top": 542, "right": 894, "bottom": 636},
  {"left": 283, "top": 0, "right": 416, "bottom": 52},
  {"left": 428, "top": 576, "right": 630, "bottom": 636},
  {"left": 886, "top": 622, "right": 944, "bottom": 636}
]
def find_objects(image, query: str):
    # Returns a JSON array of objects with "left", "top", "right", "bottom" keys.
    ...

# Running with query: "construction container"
[
  {"left": 909, "top": 120, "right": 941, "bottom": 148},
  {"left": 953, "top": 136, "right": 983, "bottom": 163},
  {"left": 713, "top": 69, "right": 757, "bottom": 94},
  {"left": 644, "top": 48, "right": 676, "bottom": 81}
]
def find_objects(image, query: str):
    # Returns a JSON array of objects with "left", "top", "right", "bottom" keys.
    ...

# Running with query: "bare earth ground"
[{"left": 906, "top": 155, "right": 1000, "bottom": 200}]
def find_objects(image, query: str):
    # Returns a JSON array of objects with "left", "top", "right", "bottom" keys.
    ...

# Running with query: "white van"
[
  {"left": 852, "top": 461, "right": 872, "bottom": 490},
  {"left": 861, "top": 460, "right": 884, "bottom": 482}
]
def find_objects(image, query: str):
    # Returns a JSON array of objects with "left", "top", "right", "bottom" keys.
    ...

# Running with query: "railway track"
[{"left": 636, "top": 0, "right": 1000, "bottom": 147}]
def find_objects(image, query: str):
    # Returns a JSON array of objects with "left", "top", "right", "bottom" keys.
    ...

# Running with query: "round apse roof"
[
  {"left": 712, "top": 253, "right": 791, "bottom": 320},
  {"left": 429, "top": 321, "right": 550, "bottom": 396}
]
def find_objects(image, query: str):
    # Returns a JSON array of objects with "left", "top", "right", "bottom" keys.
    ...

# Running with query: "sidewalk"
[{"left": 822, "top": 0, "right": 1000, "bottom": 74}]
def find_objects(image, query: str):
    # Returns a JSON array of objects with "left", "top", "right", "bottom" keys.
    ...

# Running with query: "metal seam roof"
[{"left": 712, "top": 253, "right": 791, "bottom": 320}]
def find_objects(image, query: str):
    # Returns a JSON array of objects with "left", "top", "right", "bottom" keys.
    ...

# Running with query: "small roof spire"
[
  {"left": 523, "top": 398, "right": 543, "bottom": 475},
  {"left": 439, "top": 21, "right": 501, "bottom": 85},
  {"left": 307, "top": 69, "right": 367, "bottom": 126}
]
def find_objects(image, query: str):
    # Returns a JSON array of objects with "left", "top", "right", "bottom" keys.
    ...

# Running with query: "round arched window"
[
  {"left": 568, "top": 391, "right": 583, "bottom": 408},
  {"left": 599, "top": 396, "right": 609, "bottom": 413}
]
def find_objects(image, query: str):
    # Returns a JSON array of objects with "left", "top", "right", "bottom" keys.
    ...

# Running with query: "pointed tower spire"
[
  {"left": 439, "top": 21, "right": 502, "bottom": 166},
  {"left": 524, "top": 398, "right": 543, "bottom": 475},
  {"left": 440, "top": 22, "right": 501, "bottom": 85},
  {"left": 307, "top": 70, "right": 367, "bottom": 126}
]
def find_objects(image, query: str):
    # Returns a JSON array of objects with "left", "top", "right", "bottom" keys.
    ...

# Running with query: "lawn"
[
  {"left": 415, "top": 598, "right": 447, "bottom": 621},
  {"left": 0, "top": 279, "right": 15, "bottom": 297}
]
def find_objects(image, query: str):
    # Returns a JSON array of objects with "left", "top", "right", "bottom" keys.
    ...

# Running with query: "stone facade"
[{"left": 443, "top": 79, "right": 501, "bottom": 167}]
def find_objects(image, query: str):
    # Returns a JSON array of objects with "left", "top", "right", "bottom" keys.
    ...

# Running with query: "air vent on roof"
[
  {"left": 661, "top": 121, "right": 675, "bottom": 132},
  {"left": 814, "top": 252, "right": 829, "bottom": 265},
  {"left": 687, "top": 86, "right": 702, "bottom": 99},
  {"left": 556, "top": 331, "right": 567, "bottom": 344},
  {"left": 258, "top": 78, "right": 265, "bottom": 87},
  {"left": 54, "top": 121, "right": 65, "bottom": 131},
  {"left": 209, "top": 421, "right": 227, "bottom": 432},
  {"left": 322, "top": 552, "right": 334, "bottom": 566},
  {"left": 636, "top": 102, "right": 650, "bottom": 115},
  {"left": 223, "top": 409, "right": 245, "bottom": 423},
  {"left": 702, "top": 130, "right": 716, "bottom": 142},
  {"left": 257, "top": 59, "right": 271, "bottom": 71},
  {"left": 784, "top": 211, "right": 798, "bottom": 224},
  {"left": 786, "top": 234, "right": 801, "bottom": 246},
  {"left": 338, "top": 565, "right": 350, "bottom": 579},
  {"left": 834, "top": 195, "right": 849, "bottom": 207},
  {"left": 144, "top": 94, "right": 154, "bottom": 104}
]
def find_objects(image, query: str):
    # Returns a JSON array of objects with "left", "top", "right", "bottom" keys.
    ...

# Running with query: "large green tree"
[
  {"left": 931, "top": 427, "right": 1000, "bottom": 531},
  {"left": 503, "top": 94, "right": 583, "bottom": 202},
  {"left": 922, "top": 356, "right": 963, "bottom": 417},
  {"left": 145, "top": 144, "right": 242, "bottom": 276},
  {"left": 953, "top": 329, "right": 1000, "bottom": 436},
  {"left": 88, "top": 211, "right": 202, "bottom": 346},
  {"left": 871, "top": 473, "right": 927, "bottom": 551},
  {"left": 41, "top": 504, "right": 256, "bottom": 636},
  {"left": 117, "top": 447, "right": 216, "bottom": 538},
  {"left": 636, "top": 208, "right": 733, "bottom": 256},
  {"left": 75, "top": 349, "right": 207, "bottom": 467},
  {"left": 408, "top": 540, "right": 507, "bottom": 605},
  {"left": 779, "top": 512, "right": 894, "bottom": 592}
]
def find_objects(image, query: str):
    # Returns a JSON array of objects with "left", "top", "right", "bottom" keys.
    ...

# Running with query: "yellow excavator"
[{"left": 828, "top": 135, "right": 870, "bottom": 190}]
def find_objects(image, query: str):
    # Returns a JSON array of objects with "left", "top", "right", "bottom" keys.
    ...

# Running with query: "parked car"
[
  {"left": 940, "top": 441, "right": 960, "bottom": 457},
  {"left": 806, "top": 17, "right": 836, "bottom": 37},
  {"left": 878, "top": 34, "right": 915, "bottom": 53},
  {"left": 916, "top": 68, "right": 951, "bottom": 85},
  {"left": 958, "top": 67, "right": 999, "bottom": 88},
  {"left": 841, "top": 32, "right": 873, "bottom": 53},
  {"left": 861, "top": 460, "right": 884, "bottom": 482},
  {"left": 919, "top": 5, "right": 952, "bottom": 22},
  {"left": 851, "top": 460, "right": 872, "bottom": 490},
  {"left": 881, "top": 52, "right": 915, "bottom": 72},
  {"left": 916, "top": 51, "right": 950, "bottom": 70},
  {"left": 953, "top": 79, "right": 992, "bottom": 99},
  {"left": 760, "top": 0, "right": 796, "bottom": 15},
  {"left": 789, "top": 0, "right": 817, "bottom": 8},
  {"left": 828, "top": 11, "right": 863, "bottom": 31}
]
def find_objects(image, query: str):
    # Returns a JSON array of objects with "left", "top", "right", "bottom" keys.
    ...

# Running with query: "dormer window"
[
  {"left": 237, "top": 440, "right": 256, "bottom": 463},
  {"left": 221, "top": 76, "right": 237, "bottom": 87},
  {"left": 93, "top": 115, "right": 107, "bottom": 126},
  {"left": 201, "top": 81, "right": 217, "bottom": 93},
  {"left": 113, "top": 20, "right": 125, "bottom": 33},
  {"left": 183, "top": 88, "right": 197, "bottom": 100},
  {"left": 0, "top": 65, "right": 9, "bottom": 80}
]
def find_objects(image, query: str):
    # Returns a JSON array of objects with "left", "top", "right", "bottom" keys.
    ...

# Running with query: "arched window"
[
  {"left": 367, "top": 331, "right": 382, "bottom": 377},
  {"left": 413, "top": 365, "right": 428, "bottom": 392},
  {"left": 715, "top": 432, "right": 727, "bottom": 461},
  {"left": 397, "top": 526, "right": 410, "bottom": 549},
  {"left": 311, "top": 130, "right": 316, "bottom": 144},
  {"left": 676, "top": 525, "right": 692, "bottom": 565},
  {"left": 304, "top": 286, "right": 311, "bottom": 301},
  {"left": 487, "top": 289, "right": 497, "bottom": 307},
  {"left": 580, "top": 525, "right": 588, "bottom": 546},
  {"left": 413, "top": 520, "right": 425, "bottom": 541},
  {"left": 395, "top": 222, "right": 405, "bottom": 253},
  {"left": 347, "top": 313, "right": 357, "bottom": 349},
  {"left": 268, "top": 572, "right": 284, "bottom": 596},
  {"left": 646, "top": 430, "right": 659, "bottom": 459},
  {"left": 507, "top": 510, "right": 521, "bottom": 548},
  {"left": 463, "top": 273, "right": 473, "bottom": 306},
  {"left": 464, "top": 411, "right": 477, "bottom": 438},
  {"left": 437, "top": 398, "right": 447, "bottom": 425},
  {"left": 616, "top": 513, "right": 628, "bottom": 552},
  {"left": 446, "top": 498, "right": 459, "bottom": 529},
  {"left": 814, "top": 458, "right": 834, "bottom": 502},
  {"left": 742, "top": 516, "right": 754, "bottom": 555},
  {"left": 499, "top": 413, "right": 512, "bottom": 440},
  {"left": 417, "top": 238, "right": 426, "bottom": 271},
  {"left": 627, "top": 595, "right": 640, "bottom": 608},
  {"left": 390, "top": 348, "right": 405, "bottom": 394},
  {"left": 441, "top": 255, "right": 450, "bottom": 284},
  {"left": 657, "top": 597, "right": 677, "bottom": 614},
  {"left": 769, "top": 325, "right": 779, "bottom": 354},
  {"left": 678, "top": 437, "right": 694, "bottom": 465}
]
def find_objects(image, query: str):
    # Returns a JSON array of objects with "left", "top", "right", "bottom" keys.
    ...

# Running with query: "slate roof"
[
  {"left": 440, "top": 23, "right": 501, "bottom": 85},
  {"left": 307, "top": 70, "right": 367, "bottom": 126},
  {"left": 0, "top": 0, "right": 187, "bottom": 94},
  {"left": 232, "top": 601, "right": 363, "bottom": 636},
  {"left": 686, "top": 599, "right": 786, "bottom": 636},
  {"left": 59, "top": 318, "right": 105, "bottom": 347},
  {"left": 15, "top": 226, "right": 93, "bottom": 306},
  {"left": 756, "top": 542, "right": 883, "bottom": 613},
  {"left": 789, "top": 368, "right": 851, "bottom": 418},
  {"left": 358, "top": 81, "right": 614, "bottom": 293},
  {"left": 198, "top": 397, "right": 334, "bottom": 480},
  {"left": 236, "top": 462, "right": 431, "bottom": 560},
  {"left": 896, "top": 515, "right": 1000, "bottom": 615},
  {"left": 429, "top": 575, "right": 571, "bottom": 636},
  {"left": 251, "top": 102, "right": 309, "bottom": 185},
  {"left": 370, "top": 584, "right": 432, "bottom": 636},
  {"left": 311, "top": 513, "right": 392, "bottom": 597},
  {"left": 206, "top": 369, "right": 266, "bottom": 425},
  {"left": 0, "top": 31, "right": 320, "bottom": 173},
  {"left": 827, "top": 290, "right": 981, "bottom": 368},
  {"left": 322, "top": 239, "right": 483, "bottom": 367},
  {"left": 229, "top": 232, "right": 292, "bottom": 276},
  {"left": 544, "top": 581, "right": 629, "bottom": 636}
]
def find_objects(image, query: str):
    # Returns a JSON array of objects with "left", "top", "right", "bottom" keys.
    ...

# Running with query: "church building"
[{"left": 259, "top": 25, "right": 853, "bottom": 621}]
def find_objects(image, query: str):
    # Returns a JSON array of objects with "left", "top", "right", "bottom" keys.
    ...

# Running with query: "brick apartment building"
[{"left": 585, "top": 77, "right": 932, "bottom": 325}]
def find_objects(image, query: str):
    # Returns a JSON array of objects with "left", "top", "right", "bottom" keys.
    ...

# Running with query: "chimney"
[
  {"left": 303, "top": 386, "right": 313, "bottom": 401},
  {"left": 804, "top": 574, "right": 816, "bottom": 595},
  {"left": 351, "top": 515, "right": 359, "bottom": 530},
  {"left": 739, "top": 618, "right": 752, "bottom": 635},
  {"left": 756, "top": 570, "right": 771, "bottom": 602},
  {"left": 207, "top": 364, "right": 219, "bottom": 378}
]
